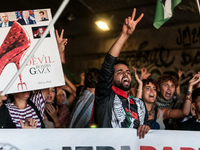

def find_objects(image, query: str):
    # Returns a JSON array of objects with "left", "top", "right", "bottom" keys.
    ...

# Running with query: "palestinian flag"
[{"left": 153, "top": 0, "right": 182, "bottom": 29}]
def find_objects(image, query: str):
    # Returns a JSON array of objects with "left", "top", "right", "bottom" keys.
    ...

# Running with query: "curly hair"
[
  {"left": 157, "top": 74, "right": 179, "bottom": 88},
  {"left": 163, "top": 71, "right": 179, "bottom": 81},
  {"left": 84, "top": 67, "right": 100, "bottom": 88},
  {"left": 142, "top": 78, "right": 158, "bottom": 89}
]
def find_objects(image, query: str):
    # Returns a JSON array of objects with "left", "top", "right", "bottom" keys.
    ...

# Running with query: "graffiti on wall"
[
  {"left": 118, "top": 25, "right": 200, "bottom": 91},
  {"left": 120, "top": 47, "right": 200, "bottom": 91},
  {"left": 176, "top": 26, "right": 200, "bottom": 47}
]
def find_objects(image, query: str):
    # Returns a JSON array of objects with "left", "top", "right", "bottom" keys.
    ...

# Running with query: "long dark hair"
[{"left": 45, "top": 87, "right": 57, "bottom": 123}]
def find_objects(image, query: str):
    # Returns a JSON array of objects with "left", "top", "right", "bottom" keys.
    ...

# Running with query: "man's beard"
[{"left": 114, "top": 82, "right": 131, "bottom": 91}]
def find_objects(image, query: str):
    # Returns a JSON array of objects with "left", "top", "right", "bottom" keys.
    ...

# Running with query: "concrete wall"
[{"left": 63, "top": 23, "right": 200, "bottom": 89}]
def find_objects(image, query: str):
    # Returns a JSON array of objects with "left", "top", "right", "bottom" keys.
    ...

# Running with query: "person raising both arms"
[{"left": 133, "top": 68, "right": 199, "bottom": 130}]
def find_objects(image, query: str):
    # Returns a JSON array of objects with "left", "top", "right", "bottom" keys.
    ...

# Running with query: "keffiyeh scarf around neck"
[
  {"left": 155, "top": 95, "right": 177, "bottom": 109},
  {"left": 111, "top": 86, "right": 145, "bottom": 128}
]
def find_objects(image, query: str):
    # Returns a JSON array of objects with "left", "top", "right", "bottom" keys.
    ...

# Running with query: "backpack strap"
[{"left": 27, "top": 100, "right": 45, "bottom": 128}]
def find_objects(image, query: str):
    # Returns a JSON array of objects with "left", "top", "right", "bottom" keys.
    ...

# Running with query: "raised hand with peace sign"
[
  {"left": 55, "top": 29, "right": 68, "bottom": 62},
  {"left": 122, "top": 8, "right": 144, "bottom": 36},
  {"left": 109, "top": 8, "right": 143, "bottom": 57}
]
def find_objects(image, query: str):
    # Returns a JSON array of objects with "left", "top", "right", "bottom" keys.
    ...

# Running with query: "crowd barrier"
[{"left": 0, "top": 128, "right": 199, "bottom": 150}]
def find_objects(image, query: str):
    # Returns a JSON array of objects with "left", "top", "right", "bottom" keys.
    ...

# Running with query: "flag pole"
[
  {"left": 1, "top": 0, "right": 70, "bottom": 95},
  {"left": 196, "top": 0, "right": 200, "bottom": 15}
]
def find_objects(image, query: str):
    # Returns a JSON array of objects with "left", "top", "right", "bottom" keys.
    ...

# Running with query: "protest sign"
[
  {"left": 0, "top": 9, "right": 65, "bottom": 94},
  {"left": 0, "top": 129, "right": 199, "bottom": 150}
]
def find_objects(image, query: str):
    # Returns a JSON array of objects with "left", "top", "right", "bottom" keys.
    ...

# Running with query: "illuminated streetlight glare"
[{"left": 95, "top": 21, "right": 110, "bottom": 31}]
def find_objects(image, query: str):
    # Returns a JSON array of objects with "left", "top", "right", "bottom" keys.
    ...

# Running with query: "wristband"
[
  {"left": 186, "top": 94, "right": 192, "bottom": 102},
  {"left": 186, "top": 98, "right": 193, "bottom": 102}
]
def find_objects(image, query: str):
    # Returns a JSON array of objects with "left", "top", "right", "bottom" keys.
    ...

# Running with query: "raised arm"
[
  {"left": 176, "top": 69, "right": 183, "bottom": 95},
  {"left": 55, "top": 29, "right": 68, "bottom": 61},
  {"left": 108, "top": 8, "right": 143, "bottom": 57},
  {"left": 132, "top": 67, "right": 143, "bottom": 99},
  {"left": 80, "top": 72, "right": 85, "bottom": 86},
  {"left": 95, "top": 8, "right": 144, "bottom": 105},
  {"left": 64, "top": 74, "right": 77, "bottom": 93},
  {"left": 163, "top": 73, "right": 200, "bottom": 119}
]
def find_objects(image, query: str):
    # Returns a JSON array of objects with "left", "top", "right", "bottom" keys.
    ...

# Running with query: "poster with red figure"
[{"left": 0, "top": 9, "right": 65, "bottom": 94}]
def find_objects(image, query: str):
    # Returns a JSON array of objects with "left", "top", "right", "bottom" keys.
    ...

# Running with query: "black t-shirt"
[{"left": 178, "top": 117, "right": 200, "bottom": 131}]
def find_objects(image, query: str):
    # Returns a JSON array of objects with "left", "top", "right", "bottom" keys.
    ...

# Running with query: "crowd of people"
[{"left": 0, "top": 8, "right": 200, "bottom": 139}]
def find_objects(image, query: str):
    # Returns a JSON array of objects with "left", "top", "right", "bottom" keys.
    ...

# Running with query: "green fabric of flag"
[{"left": 153, "top": 0, "right": 182, "bottom": 29}]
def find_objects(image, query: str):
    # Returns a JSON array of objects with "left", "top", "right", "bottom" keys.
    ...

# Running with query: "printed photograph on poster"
[
  {"left": 32, "top": 26, "right": 51, "bottom": 39},
  {"left": 0, "top": 12, "right": 16, "bottom": 27},
  {"left": 34, "top": 10, "right": 49, "bottom": 22},
  {"left": 16, "top": 10, "right": 36, "bottom": 25},
  {"left": 0, "top": 9, "right": 65, "bottom": 94}
]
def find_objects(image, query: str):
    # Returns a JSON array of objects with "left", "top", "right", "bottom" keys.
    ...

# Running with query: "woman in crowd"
[
  {"left": 0, "top": 89, "right": 48, "bottom": 128},
  {"left": 56, "top": 88, "right": 71, "bottom": 127},
  {"left": 44, "top": 86, "right": 71, "bottom": 128},
  {"left": 133, "top": 67, "right": 200, "bottom": 130},
  {"left": 44, "top": 87, "right": 62, "bottom": 128},
  {"left": 155, "top": 73, "right": 186, "bottom": 129}
]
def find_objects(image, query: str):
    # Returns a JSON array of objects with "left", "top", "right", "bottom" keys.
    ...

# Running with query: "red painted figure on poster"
[{"left": 0, "top": 21, "right": 31, "bottom": 90}]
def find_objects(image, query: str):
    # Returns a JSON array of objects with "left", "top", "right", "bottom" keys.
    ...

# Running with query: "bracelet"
[
  {"left": 186, "top": 90, "right": 192, "bottom": 94},
  {"left": 186, "top": 94, "right": 192, "bottom": 99},
  {"left": 186, "top": 98, "right": 193, "bottom": 102},
  {"left": 137, "top": 89, "right": 142, "bottom": 91},
  {"left": 186, "top": 94, "right": 192, "bottom": 102}
]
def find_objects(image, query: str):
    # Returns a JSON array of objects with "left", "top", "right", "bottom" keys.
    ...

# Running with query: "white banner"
[
  {"left": 0, "top": 129, "right": 199, "bottom": 150},
  {"left": 0, "top": 9, "right": 65, "bottom": 94}
]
